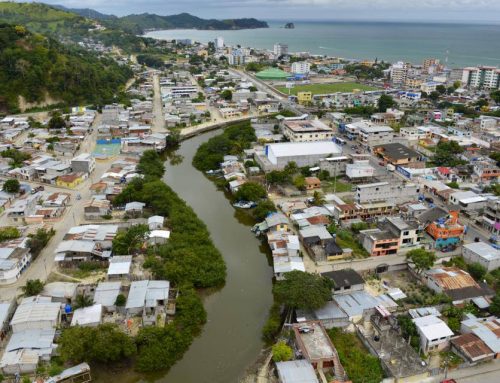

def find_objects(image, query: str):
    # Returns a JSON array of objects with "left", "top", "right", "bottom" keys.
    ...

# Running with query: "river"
[{"left": 94, "top": 130, "right": 274, "bottom": 383}]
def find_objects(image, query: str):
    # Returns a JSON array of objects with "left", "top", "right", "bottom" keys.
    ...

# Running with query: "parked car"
[{"left": 425, "top": 197, "right": 434, "bottom": 203}]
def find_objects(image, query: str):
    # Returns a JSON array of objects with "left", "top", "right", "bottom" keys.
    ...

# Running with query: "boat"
[{"left": 233, "top": 201, "right": 257, "bottom": 209}]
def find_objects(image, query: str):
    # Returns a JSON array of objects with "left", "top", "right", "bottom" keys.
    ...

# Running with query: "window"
[{"left": 403, "top": 231, "right": 409, "bottom": 236}]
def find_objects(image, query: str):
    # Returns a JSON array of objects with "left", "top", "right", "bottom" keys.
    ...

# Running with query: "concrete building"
[
  {"left": 462, "top": 242, "right": 500, "bottom": 272},
  {"left": 274, "top": 43, "right": 288, "bottom": 57},
  {"left": 460, "top": 315, "right": 500, "bottom": 359},
  {"left": 381, "top": 216, "right": 423, "bottom": 248},
  {"left": 276, "top": 360, "right": 319, "bottom": 383},
  {"left": 0, "top": 247, "right": 31, "bottom": 285},
  {"left": 71, "top": 304, "right": 103, "bottom": 327},
  {"left": 322, "top": 269, "right": 364, "bottom": 295},
  {"left": 260, "top": 141, "right": 342, "bottom": 170},
  {"left": 291, "top": 61, "right": 311, "bottom": 74},
  {"left": 345, "top": 160, "right": 375, "bottom": 180},
  {"left": 462, "top": 66, "right": 500, "bottom": 89},
  {"left": 355, "top": 182, "right": 419, "bottom": 205},
  {"left": 412, "top": 315, "right": 454, "bottom": 353},
  {"left": 373, "top": 143, "right": 423, "bottom": 168},
  {"left": 358, "top": 124, "right": 394, "bottom": 148},
  {"left": 483, "top": 199, "right": 499, "bottom": 235},
  {"left": 10, "top": 296, "right": 60, "bottom": 333},
  {"left": 282, "top": 119, "right": 334, "bottom": 142},
  {"left": 390, "top": 61, "right": 411, "bottom": 84},
  {"left": 449, "top": 190, "right": 488, "bottom": 212},
  {"left": 71, "top": 153, "right": 96, "bottom": 174},
  {"left": 360, "top": 228, "right": 400, "bottom": 256},
  {"left": 214, "top": 36, "right": 224, "bottom": 49},
  {"left": 416, "top": 207, "right": 465, "bottom": 249}
]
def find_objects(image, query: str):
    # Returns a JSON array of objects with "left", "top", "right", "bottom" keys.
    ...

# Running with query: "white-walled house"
[{"left": 413, "top": 315, "right": 454, "bottom": 353}]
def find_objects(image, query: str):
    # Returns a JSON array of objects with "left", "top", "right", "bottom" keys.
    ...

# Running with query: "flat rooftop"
[{"left": 294, "top": 321, "right": 335, "bottom": 360}]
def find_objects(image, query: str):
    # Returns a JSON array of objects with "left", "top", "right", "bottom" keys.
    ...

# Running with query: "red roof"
[{"left": 437, "top": 167, "right": 451, "bottom": 175}]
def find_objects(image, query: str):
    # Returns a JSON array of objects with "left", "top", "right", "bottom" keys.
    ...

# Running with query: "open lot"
[{"left": 276, "top": 82, "right": 378, "bottom": 95}]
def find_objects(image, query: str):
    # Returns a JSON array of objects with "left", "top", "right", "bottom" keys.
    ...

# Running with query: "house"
[
  {"left": 93, "top": 281, "right": 122, "bottom": 312},
  {"left": 357, "top": 124, "right": 394, "bottom": 149},
  {"left": 71, "top": 153, "right": 96, "bottom": 174},
  {"left": 42, "top": 282, "right": 77, "bottom": 304},
  {"left": 148, "top": 215, "right": 164, "bottom": 230},
  {"left": 281, "top": 119, "right": 334, "bottom": 142},
  {"left": 125, "top": 201, "right": 145, "bottom": 216},
  {"left": 83, "top": 198, "right": 111, "bottom": 220},
  {"left": 449, "top": 190, "right": 488, "bottom": 212},
  {"left": 373, "top": 143, "right": 423, "bottom": 168},
  {"left": 107, "top": 256, "right": 132, "bottom": 280},
  {"left": 254, "top": 213, "right": 290, "bottom": 234},
  {"left": 333, "top": 291, "right": 397, "bottom": 321},
  {"left": 360, "top": 228, "right": 400, "bottom": 256},
  {"left": 276, "top": 360, "right": 319, "bottom": 383},
  {"left": 460, "top": 315, "right": 500, "bottom": 359},
  {"left": 125, "top": 280, "right": 170, "bottom": 324},
  {"left": 416, "top": 207, "right": 465, "bottom": 249},
  {"left": 64, "top": 224, "right": 118, "bottom": 251},
  {"left": 0, "top": 247, "right": 31, "bottom": 285},
  {"left": 356, "top": 182, "right": 419, "bottom": 205},
  {"left": 380, "top": 216, "right": 423, "bottom": 248},
  {"left": 43, "top": 192, "right": 71, "bottom": 207},
  {"left": 322, "top": 269, "right": 364, "bottom": 295},
  {"left": 148, "top": 230, "right": 171, "bottom": 245},
  {"left": 56, "top": 172, "right": 85, "bottom": 188},
  {"left": 10, "top": 296, "right": 60, "bottom": 332},
  {"left": 299, "top": 226, "right": 344, "bottom": 262},
  {"left": 412, "top": 315, "right": 454, "bottom": 353},
  {"left": 6, "top": 193, "right": 39, "bottom": 223},
  {"left": 482, "top": 199, "right": 499, "bottom": 236},
  {"left": 273, "top": 256, "right": 305, "bottom": 280},
  {"left": 54, "top": 240, "right": 102, "bottom": 264},
  {"left": 304, "top": 177, "right": 321, "bottom": 190},
  {"left": 423, "top": 267, "right": 493, "bottom": 304},
  {"left": 71, "top": 304, "right": 103, "bottom": 327},
  {"left": 462, "top": 242, "right": 500, "bottom": 272},
  {"left": 292, "top": 321, "right": 346, "bottom": 378},
  {"left": 297, "top": 91, "right": 313, "bottom": 105},
  {"left": 451, "top": 333, "right": 495, "bottom": 363}
]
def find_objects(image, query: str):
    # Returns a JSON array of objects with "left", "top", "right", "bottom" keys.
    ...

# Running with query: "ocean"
[{"left": 145, "top": 20, "right": 500, "bottom": 68}]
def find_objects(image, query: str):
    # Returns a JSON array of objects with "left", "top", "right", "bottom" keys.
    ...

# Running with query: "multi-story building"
[
  {"left": 462, "top": 66, "right": 500, "bottom": 89},
  {"left": 0, "top": 247, "right": 31, "bottom": 285},
  {"left": 291, "top": 61, "right": 311, "bottom": 74},
  {"left": 282, "top": 119, "right": 334, "bottom": 142},
  {"left": 422, "top": 58, "right": 440, "bottom": 73},
  {"left": 297, "top": 91, "right": 313, "bottom": 105},
  {"left": 273, "top": 43, "right": 288, "bottom": 57},
  {"left": 390, "top": 61, "right": 411, "bottom": 84},
  {"left": 360, "top": 228, "right": 400, "bottom": 256},
  {"left": 214, "top": 36, "right": 224, "bottom": 49},
  {"left": 483, "top": 199, "right": 499, "bottom": 235},
  {"left": 373, "top": 143, "right": 423, "bottom": 168},
  {"left": 71, "top": 153, "right": 96, "bottom": 174},
  {"left": 463, "top": 242, "right": 500, "bottom": 272},
  {"left": 381, "top": 216, "right": 424, "bottom": 248},
  {"left": 357, "top": 125, "right": 394, "bottom": 148},
  {"left": 416, "top": 207, "right": 464, "bottom": 249},
  {"left": 473, "top": 160, "right": 500, "bottom": 181},
  {"left": 356, "top": 182, "right": 419, "bottom": 205}
]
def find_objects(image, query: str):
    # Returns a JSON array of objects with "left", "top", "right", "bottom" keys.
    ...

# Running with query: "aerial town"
[{"left": 0, "top": 3, "right": 500, "bottom": 383}]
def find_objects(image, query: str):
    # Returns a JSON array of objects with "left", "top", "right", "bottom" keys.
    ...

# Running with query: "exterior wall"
[
  {"left": 463, "top": 246, "right": 500, "bottom": 271},
  {"left": 419, "top": 333, "right": 451, "bottom": 353}
]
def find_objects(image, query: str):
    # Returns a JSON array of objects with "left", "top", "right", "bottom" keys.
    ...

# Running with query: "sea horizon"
[{"left": 146, "top": 20, "right": 500, "bottom": 68}]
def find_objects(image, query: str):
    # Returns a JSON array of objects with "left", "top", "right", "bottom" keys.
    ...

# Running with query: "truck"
[{"left": 386, "top": 164, "right": 396, "bottom": 172}]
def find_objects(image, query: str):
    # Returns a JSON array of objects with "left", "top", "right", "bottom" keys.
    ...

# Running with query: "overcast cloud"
[{"left": 25, "top": 0, "right": 500, "bottom": 22}]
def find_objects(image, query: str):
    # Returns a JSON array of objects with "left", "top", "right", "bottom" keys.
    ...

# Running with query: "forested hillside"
[{"left": 0, "top": 24, "right": 132, "bottom": 113}]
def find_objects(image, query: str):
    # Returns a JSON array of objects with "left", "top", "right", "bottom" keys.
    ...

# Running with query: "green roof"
[{"left": 255, "top": 67, "right": 289, "bottom": 80}]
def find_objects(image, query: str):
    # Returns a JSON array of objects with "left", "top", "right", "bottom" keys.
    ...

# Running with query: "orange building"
[{"left": 417, "top": 207, "right": 464, "bottom": 249}]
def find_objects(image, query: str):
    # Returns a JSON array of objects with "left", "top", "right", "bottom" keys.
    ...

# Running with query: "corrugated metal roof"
[
  {"left": 71, "top": 304, "right": 103, "bottom": 326},
  {"left": 94, "top": 281, "right": 121, "bottom": 307},
  {"left": 6, "top": 328, "right": 55, "bottom": 352},
  {"left": 276, "top": 360, "right": 319, "bottom": 383},
  {"left": 11, "top": 299, "right": 60, "bottom": 327}
]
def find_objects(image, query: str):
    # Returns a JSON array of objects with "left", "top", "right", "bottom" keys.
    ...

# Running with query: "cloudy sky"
[{"left": 32, "top": 0, "right": 500, "bottom": 22}]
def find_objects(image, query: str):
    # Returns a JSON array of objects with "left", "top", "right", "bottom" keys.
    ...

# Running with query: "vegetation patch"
[{"left": 277, "top": 82, "right": 377, "bottom": 96}]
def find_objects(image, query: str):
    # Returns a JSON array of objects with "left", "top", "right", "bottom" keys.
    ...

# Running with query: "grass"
[
  {"left": 323, "top": 177, "right": 353, "bottom": 193},
  {"left": 276, "top": 82, "right": 377, "bottom": 95}
]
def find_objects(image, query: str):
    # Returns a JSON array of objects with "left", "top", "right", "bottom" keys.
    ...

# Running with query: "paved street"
[
  {"left": 423, "top": 360, "right": 500, "bottom": 383},
  {"left": 0, "top": 115, "right": 113, "bottom": 301}
]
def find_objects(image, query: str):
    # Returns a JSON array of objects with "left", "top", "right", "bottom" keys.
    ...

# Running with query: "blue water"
[{"left": 146, "top": 20, "right": 500, "bottom": 67}]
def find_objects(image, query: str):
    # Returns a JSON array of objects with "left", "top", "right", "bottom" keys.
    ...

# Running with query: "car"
[
  {"left": 298, "top": 326, "right": 314, "bottom": 334},
  {"left": 350, "top": 145, "right": 357, "bottom": 150},
  {"left": 378, "top": 161, "right": 385, "bottom": 166},
  {"left": 425, "top": 197, "right": 434, "bottom": 203},
  {"left": 356, "top": 150, "right": 362, "bottom": 154},
  {"left": 440, "top": 380, "right": 457, "bottom": 383}
]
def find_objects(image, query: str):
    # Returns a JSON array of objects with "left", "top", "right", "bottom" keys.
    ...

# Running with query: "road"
[
  {"left": 423, "top": 360, "right": 500, "bottom": 383},
  {"left": 0, "top": 115, "right": 113, "bottom": 301},
  {"left": 152, "top": 74, "right": 166, "bottom": 133}
]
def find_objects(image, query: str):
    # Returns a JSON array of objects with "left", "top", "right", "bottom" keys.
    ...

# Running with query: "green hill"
[
  {"left": 115, "top": 12, "right": 269, "bottom": 34},
  {"left": 0, "top": 23, "right": 132, "bottom": 113}
]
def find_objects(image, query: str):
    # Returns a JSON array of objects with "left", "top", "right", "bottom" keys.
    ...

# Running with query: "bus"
[{"left": 333, "top": 136, "right": 347, "bottom": 145}]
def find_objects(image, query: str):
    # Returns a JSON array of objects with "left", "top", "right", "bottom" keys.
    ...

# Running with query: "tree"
[
  {"left": 467, "top": 262, "right": 487, "bottom": 281},
  {"left": 377, "top": 94, "right": 395, "bottom": 112},
  {"left": 112, "top": 224, "right": 149, "bottom": 255},
  {"left": 48, "top": 112, "right": 66, "bottom": 130},
  {"left": 27, "top": 228, "right": 55, "bottom": 258},
  {"left": 272, "top": 341, "right": 293, "bottom": 362},
  {"left": 491, "top": 90, "right": 500, "bottom": 104},
  {"left": 429, "top": 91, "right": 440, "bottom": 103},
  {"left": 489, "top": 293, "right": 500, "bottom": 316},
  {"left": 74, "top": 294, "right": 93, "bottom": 309},
  {"left": 2, "top": 179, "right": 20, "bottom": 193},
  {"left": 59, "top": 324, "right": 136, "bottom": 364},
  {"left": 137, "top": 150, "right": 165, "bottom": 179},
  {"left": 446, "top": 181, "right": 459, "bottom": 189},
  {"left": 274, "top": 270, "right": 332, "bottom": 310},
  {"left": 235, "top": 182, "right": 267, "bottom": 202},
  {"left": 22, "top": 279, "right": 44, "bottom": 296},
  {"left": 292, "top": 175, "right": 306, "bottom": 191},
  {"left": 406, "top": 248, "right": 436, "bottom": 274},
  {"left": 115, "top": 294, "right": 126, "bottom": 306},
  {"left": 312, "top": 191, "right": 325, "bottom": 206},
  {"left": 220, "top": 89, "right": 232, "bottom": 101},
  {"left": 0, "top": 226, "right": 21, "bottom": 242},
  {"left": 436, "top": 85, "right": 446, "bottom": 94},
  {"left": 253, "top": 200, "right": 277, "bottom": 221},
  {"left": 453, "top": 81, "right": 462, "bottom": 90}
]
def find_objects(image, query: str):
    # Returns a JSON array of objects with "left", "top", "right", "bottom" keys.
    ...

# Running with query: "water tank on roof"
[{"left": 65, "top": 304, "right": 72, "bottom": 314}]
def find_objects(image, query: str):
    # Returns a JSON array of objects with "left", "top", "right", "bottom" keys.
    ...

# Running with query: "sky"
[{"left": 26, "top": 0, "right": 500, "bottom": 22}]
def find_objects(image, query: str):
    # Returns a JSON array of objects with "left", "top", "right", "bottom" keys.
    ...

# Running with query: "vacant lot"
[{"left": 276, "top": 82, "right": 377, "bottom": 95}]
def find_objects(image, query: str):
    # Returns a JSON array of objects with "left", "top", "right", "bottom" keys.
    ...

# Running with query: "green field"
[{"left": 277, "top": 82, "right": 377, "bottom": 95}]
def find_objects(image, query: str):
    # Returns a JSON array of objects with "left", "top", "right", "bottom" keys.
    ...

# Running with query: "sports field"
[{"left": 276, "top": 82, "right": 377, "bottom": 95}]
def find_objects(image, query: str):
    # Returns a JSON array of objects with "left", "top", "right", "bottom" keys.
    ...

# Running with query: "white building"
[
  {"left": 214, "top": 36, "right": 224, "bottom": 49},
  {"left": 413, "top": 315, "right": 454, "bottom": 353},
  {"left": 462, "top": 66, "right": 500, "bottom": 89},
  {"left": 263, "top": 141, "right": 342, "bottom": 169},
  {"left": 345, "top": 161, "right": 375, "bottom": 179},
  {"left": 273, "top": 43, "right": 288, "bottom": 57},
  {"left": 449, "top": 190, "right": 488, "bottom": 212},
  {"left": 282, "top": 119, "right": 334, "bottom": 142},
  {"left": 291, "top": 61, "right": 311, "bottom": 74},
  {"left": 71, "top": 304, "right": 103, "bottom": 327},
  {"left": 0, "top": 247, "right": 31, "bottom": 285},
  {"left": 463, "top": 242, "right": 500, "bottom": 272},
  {"left": 10, "top": 296, "right": 60, "bottom": 332},
  {"left": 357, "top": 124, "right": 394, "bottom": 148},
  {"left": 390, "top": 61, "right": 411, "bottom": 84},
  {"left": 355, "top": 182, "right": 419, "bottom": 205}
]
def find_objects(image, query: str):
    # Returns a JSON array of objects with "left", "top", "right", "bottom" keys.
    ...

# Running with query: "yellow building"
[
  {"left": 56, "top": 173, "right": 85, "bottom": 188},
  {"left": 297, "top": 91, "right": 313, "bottom": 105}
]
